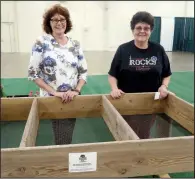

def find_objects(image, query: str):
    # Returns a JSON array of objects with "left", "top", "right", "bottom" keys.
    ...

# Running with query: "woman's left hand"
[
  {"left": 62, "top": 90, "right": 79, "bottom": 103},
  {"left": 158, "top": 85, "right": 169, "bottom": 99}
]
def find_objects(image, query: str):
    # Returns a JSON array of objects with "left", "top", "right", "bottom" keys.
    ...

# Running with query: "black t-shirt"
[{"left": 108, "top": 40, "right": 172, "bottom": 93}]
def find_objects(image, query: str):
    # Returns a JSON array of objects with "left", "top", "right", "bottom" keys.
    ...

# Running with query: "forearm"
[
  {"left": 34, "top": 78, "right": 56, "bottom": 95},
  {"left": 108, "top": 75, "right": 118, "bottom": 90},
  {"left": 162, "top": 76, "right": 171, "bottom": 88},
  {"left": 75, "top": 79, "right": 86, "bottom": 91}
]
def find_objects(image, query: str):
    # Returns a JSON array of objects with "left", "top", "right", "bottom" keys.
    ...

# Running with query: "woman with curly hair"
[{"left": 28, "top": 4, "right": 87, "bottom": 145}]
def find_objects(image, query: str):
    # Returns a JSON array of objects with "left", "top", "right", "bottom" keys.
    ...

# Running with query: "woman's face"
[
  {"left": 50, "top": 14, "right": 66, "bottom": 35},
  {"left": 132, "top": 22, "right": 152, "bottom": 43}
]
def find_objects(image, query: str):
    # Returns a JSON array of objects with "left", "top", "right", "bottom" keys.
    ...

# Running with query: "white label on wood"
[
  {"left": 69, "top": 152, "right": 97, "bottom": 173},
  {"left": 154, "top": 92, "right": 160, "bottom": 100}
]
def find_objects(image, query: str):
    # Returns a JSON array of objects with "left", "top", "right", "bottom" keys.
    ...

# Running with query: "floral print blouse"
[{"left": 28, "top": 33, "right": 87, "bottom": 97}]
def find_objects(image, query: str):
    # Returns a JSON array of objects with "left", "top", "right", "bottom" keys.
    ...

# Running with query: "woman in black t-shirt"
[{"left": 108, "top": 11, "right": 172, "bottom": 139}]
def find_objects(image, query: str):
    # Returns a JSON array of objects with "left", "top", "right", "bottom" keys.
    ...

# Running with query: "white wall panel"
[
  {"left": 61, "top": 1, "right": 85, "bottom": 48},
  {"left": 1, "top": 1, "right": 193, "bottom": 52},
  {"left": 1, "top": 1, "right": 18, "bottom": 52},
  {"left": 82, "top": 2, "right": 105, "bottom": 51},
  {"left": 160, "top": 17, "right": 175, "bottom": 51},
  {"left": 186, "top": 1, "right": 194, "bottom": 17},
  {"left": 1, "top": 23, "right": 12, "bottom": 52},
  {"left": 1, "top": 1, "right": 15, "bottom": 22},
  {"left": 106, "top": 1, "right": 186, "bottom": 51},
  {"left": 16, "top": 1, "right": 46, "bottom": 52}
]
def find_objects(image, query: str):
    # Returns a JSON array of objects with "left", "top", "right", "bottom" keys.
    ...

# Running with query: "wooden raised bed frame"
[{"left": 1, "top": 92, "right": 194, "bottom": 177}]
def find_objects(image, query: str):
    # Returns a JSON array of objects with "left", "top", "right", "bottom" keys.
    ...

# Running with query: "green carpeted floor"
[
  {"left": 1, "top": 72, "right": 194, "bottom": 178},
  {"left": 1, "top": 72, "right": 194, "bottom": 103}
]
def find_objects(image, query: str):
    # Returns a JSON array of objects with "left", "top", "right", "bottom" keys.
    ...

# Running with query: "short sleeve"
[
  {"left": 108, "top": 46, "right": 121, "bottom": 79},
  {"left": 77, "top": 45, "right": 88, "bottom": 83},
  {"left": 28, "top": 38, "right": 43, "bottom": 81},
  {"left": 161, "top": 47, "right": 172, "bottom": 78}
]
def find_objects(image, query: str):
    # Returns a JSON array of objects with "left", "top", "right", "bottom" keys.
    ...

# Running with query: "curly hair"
[
  {"left": 130, "top": 11, "right": 154, "bottom": 30},
  {"left": 42, "top": 4, "right": 73, "bottom": 34}
]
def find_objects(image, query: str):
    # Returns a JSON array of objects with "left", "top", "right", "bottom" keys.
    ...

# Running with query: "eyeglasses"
[
  {"left": 50, "top": 19, "right": 66, "bottom": 24},
  {"left": 134, "top": 26, "right": 151, "bottom": 31}
]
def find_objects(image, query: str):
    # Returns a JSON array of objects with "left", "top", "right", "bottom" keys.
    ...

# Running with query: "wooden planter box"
[{"left": 1, "top": 92, "right": 194, "bottom": 177}]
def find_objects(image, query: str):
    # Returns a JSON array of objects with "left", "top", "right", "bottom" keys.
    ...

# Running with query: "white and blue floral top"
[{"left": 28, "top": 33, "right": 87, "bottom": 97}]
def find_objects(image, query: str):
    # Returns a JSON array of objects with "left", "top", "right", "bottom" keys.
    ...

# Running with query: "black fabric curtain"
[
  {"left": 173, "top": 17, "right": 194, "bottom": 52},
  {"left": 172, "top": 17, "right": 185, "bottom": 51},
  {"left": 150, "top": 16, "right": 161, "bottom": 43},
  {"left": 183, "top": 17, "right": 194, "bottom": 52}
]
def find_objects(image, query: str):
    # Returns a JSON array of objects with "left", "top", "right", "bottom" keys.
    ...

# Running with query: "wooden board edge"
[
  {"left": 160, "top": 93, "right": 194, "bottom": 178},
  {"left": 1, "top": 93, "right": 164, "bottom": 121},
  {"left": 164, "top": 93, "right": 194, "bottom": 134},
  {"left": 101, "top": 95, "right": 139, "bottom": 140},
  {"left": 19, "top": 98, "right": 40, "bottom": 147},
  {"left": 2, "top": 136, "right": 194, "bottom": 151},
  {"left": 101, "top": 95, "right": 170, "bottom": 178},
  {"left": 37, "top": 94, "right": 102, "bottom": 119},
  {"left": 159, "top": 174, "right": 171, "bottom": 178},
  {"left": 104, "top": 92, "right": 166, "bottom": 115},
  {"left": 1, "top": 97, "right": 34, "bottom": 121},
  {"left": 1, "top": 136, "right": 194, "bottom": 177}
]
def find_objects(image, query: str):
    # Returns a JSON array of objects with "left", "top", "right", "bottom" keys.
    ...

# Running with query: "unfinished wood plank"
[
  {"left": 105, "top": 92, "right": 165, "bottom": 115},
  {"left": 1, "top": 136, "right": 193, "bottom": 177},
  {"left": 164, "top": 93, "right": 194, "bottom": 134},
  {"left": 38, "top": 95, "right": 102, "bottom": 119},
  {"left": 20, "top": 98, "right": 39, "bottom": 147},
  {"left": 1, "top": 97, "right": 34, "bottom": 121},
  {"left": 159, "top": 174, "right": 171, "bottom": 178},
  {"left": 102, "top": 95, "right": 170, "bottom": 178},
  {"left": 101, "top": 95, "right": 139, "bottom": 140}
]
